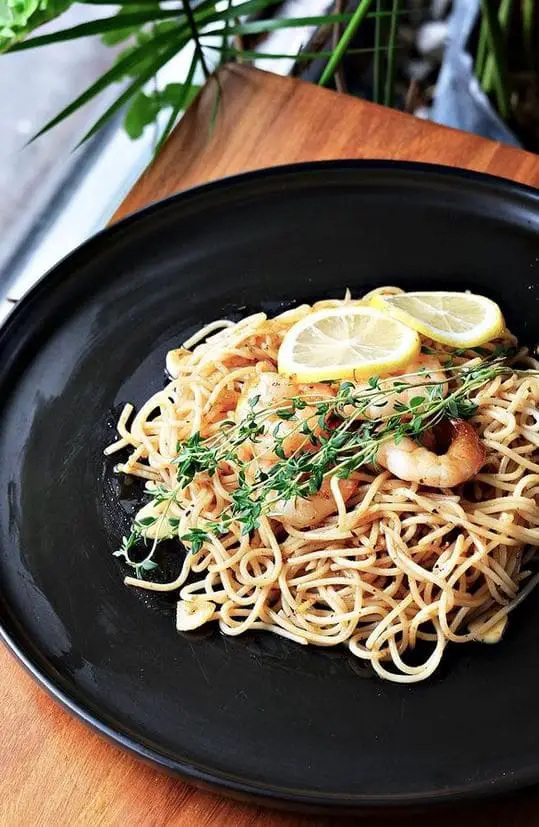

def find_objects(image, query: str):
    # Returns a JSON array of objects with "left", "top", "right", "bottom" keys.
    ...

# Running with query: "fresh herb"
[{"left": 116, "top": 354, "right": 534, "bottom": 577}]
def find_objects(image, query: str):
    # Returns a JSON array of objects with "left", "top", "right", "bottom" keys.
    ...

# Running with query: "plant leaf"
[
  {"left": 202, "top": 0, "right": 283, "bottom": 21},
  {"left": 203, "top": 13, "right": 353, "bottom": 37},
  {"left": 154, "top": 49, "right": 200, "bottom": 155},
  {"left": 76, "top": 40, "right": 182, "bottom": 146},
  {"left": 372, "top": 0, "right": 382, "bottom": 103},
  {"left": 208, "top": 45, "right": 389, "bottom": 60},
  {"left": 521, "top": 0, "right": 535, "bottom": 69},
  {"left": 124, "top": 65, "right": 202, "bottom": 144},
  {"left": 124, "top": 90, "right": 161, "bottom": 139},
  {"left": 319, "top": 0, "right": 375, "bottom": 86},
  {"left": 481, "top": 0, "right": 513, "bottom": 95},
  {"left": 6, "top": 7, "right": 183, "bottom": 51},
  {"left": 81, "top": 0, "right": 165, "bottom": 4},
  {"left": 28, "top": 24, "right": 182, "bottom": 143},
  {"left": 0, "top": 0, "right": 72, "bottom": 53},
  {"left": 478, "top": 0, "right": 510, "bottom": 118},
  {"left": 181, "top": 0, "right": 210, "bottom": 79},
  {"left": 383, "top": 0, "right": 398, "bottom": 106},
  {"left": 101, "top": 3, "right": 170, "bottom": 46}
]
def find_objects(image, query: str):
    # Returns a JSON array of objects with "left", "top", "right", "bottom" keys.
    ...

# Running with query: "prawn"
[
  {"left": 236, "top": 371, "right": 358, "bottom": 525},
  {"left": 377, "top": 418, "right": 486, "bottom": 488},
  {"left": 269, "top": 477, "right": 358, "bottom": 528},
  {"left": 236, "top": 371, "right": 334, "bottom": 469},
  {"left": 353, "top": 354, "right": 448, "bottom": 420}
]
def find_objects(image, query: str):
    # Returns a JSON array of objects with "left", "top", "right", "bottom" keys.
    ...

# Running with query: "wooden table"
[{"left": 3, "top": 65, "right": 539, "bottom": 826}]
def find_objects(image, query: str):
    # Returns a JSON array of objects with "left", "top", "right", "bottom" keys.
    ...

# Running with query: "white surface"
[
  {"left": 6, "top": 44, "right": 205, "bottom": 302},
  {"left": 0, "top": 300, "right": 14, "bottom": 327},
  {"left": 253, "top": 0, "right": 329, "bottom": 76}
]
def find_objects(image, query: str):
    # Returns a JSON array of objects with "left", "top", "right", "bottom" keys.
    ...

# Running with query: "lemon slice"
[
  {"left": 370, "top": 291, "right": 504, "bottom": 347},
  {"left": 278, "top": 306, "right": 420, "bottom": 382}
]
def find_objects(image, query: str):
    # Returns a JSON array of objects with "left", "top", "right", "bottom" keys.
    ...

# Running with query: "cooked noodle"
[{"left": 106, "top": 289, "right": 539, "bottom": 683}]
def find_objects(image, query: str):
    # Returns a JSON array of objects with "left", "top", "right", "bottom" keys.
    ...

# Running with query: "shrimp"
[
  {"left": 236, "top": 372, "right": 358, "bottom": 525},
  {"left": 377, "top": 418, "right": 486, "bottom": 488},
  {"left": 353, "top": 354, "right": 448, "bottom": 420},
  {"left": 236, "top": 371, "right": 334, "bottom": 469},
  {"left": 269, "top": 477, "right": 358, "bottom": 528}
]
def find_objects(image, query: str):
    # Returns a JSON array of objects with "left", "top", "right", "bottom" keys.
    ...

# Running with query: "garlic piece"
[{"left": 176, "top": 599, "right": 215, "bottom": 631}]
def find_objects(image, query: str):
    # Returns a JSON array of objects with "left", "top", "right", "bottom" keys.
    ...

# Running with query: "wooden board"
[
  {"left": 3, "top": 64, "right": 539, "bottom": 826},
  {"left": 114, "top": 64, "right": 539, "bottom": 223}
]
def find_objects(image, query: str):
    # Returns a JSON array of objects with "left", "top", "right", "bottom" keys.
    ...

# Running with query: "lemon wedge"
[
  {"left": 278, "top": 306, "right": 420, "bottom": 382},
  {"left": 369, "top": 291, "right": 504, "bottom": 347}
]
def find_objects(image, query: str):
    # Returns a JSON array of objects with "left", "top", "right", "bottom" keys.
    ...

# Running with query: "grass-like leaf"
[
  {"left": 319, "top": 0, "right": 374, "bottom": 86},
  {"left": 372, "top": 0, "right": 382, "bottom": 103},
  {"left": 6, "top": 9, "right": 184, "bottom": 51},
  {"left": 76, "top": 40, "right": 183, "bottom": 146},
  {"left": 204, "top": 13, "right": 353, "bottom": 37},
  {"left": 182, "top": 0, "right": 210, "bottom": 78},
  {"left": 521, "top": 0, "right": 535, "bottom": 68},
  {"left": 207, "top": 45, "right": 391, "bottom": 59},
  {"left": 204, "top": 0, "right": 283, "bottom": 23},
  {"left": 478, "top": 0, "right": 511, "bottom": 119},
  {"left": 482, "top": 0, "right": 513, "bottom": 94},
  {"left": 475, "top": 16, "right": 488, "bottom": 78},
  {"left": 208, "top": 74, "right": 222, "bottom": 136},
  {"left": 383, "top": 0, "right": 398, "bottom": 106},
  {"left": 28, "top": 24, "right": 182, "bottom": 143},
  {"left": 154, "top": 50, "right": 200, "bottom": 156},
  {"left": 80, "top": 0, "right": 170, "bottom": 4}
]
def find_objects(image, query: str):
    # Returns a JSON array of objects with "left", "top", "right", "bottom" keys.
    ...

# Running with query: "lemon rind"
[
  {"left": 278, "top": 306, "right": 421, "bottom": 382},
  {"left": 370, "top": 292, "right": 505, "bottom": 348}
]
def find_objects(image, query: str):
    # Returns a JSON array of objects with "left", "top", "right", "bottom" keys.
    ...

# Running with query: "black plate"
[{"left": 1, "top": 161, "right": 539, "bottom": 813}]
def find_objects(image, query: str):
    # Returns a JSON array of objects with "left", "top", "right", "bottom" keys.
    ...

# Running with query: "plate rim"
[{"left": 2, "top": 159, "right": 539, "bottom": 812}]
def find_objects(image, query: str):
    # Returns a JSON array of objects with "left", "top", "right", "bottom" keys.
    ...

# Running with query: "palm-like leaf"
[
  {"left": 6, "top": 9, "right": 184, "bottom": 51},
  {"left": 29, "top": 23, "right": 185, "bottom": 141},
  {"left": 6, "top": 0, "right": 525, "bottom": 150}
]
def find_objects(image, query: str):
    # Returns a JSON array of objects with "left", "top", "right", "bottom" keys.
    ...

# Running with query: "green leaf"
[
  {"left": 124, "top": 90, "right": 161, "bottom": 139},
  {"left": 125, "top": 76, "right": 201, "bottom": 142},
  {"left": 207, "top": 13, "right": 354, "bottom": 37},
  {"left": 82, "top": 0, "right": 165, "bottom": 4},
  {"left": 409, "top": 396, "right": 425, "bottom": 408},
  {"left": 6, "top": 7, "right": 182, "bottom": 51},
  {"left": 101, "top": 2, "right": 174, "bottom": 46},
  {"left": 211, "top": 45, "right": 388, "bottom": 61},
  {"left": 28, "top": 25, "right": 182, "bottom": 142},
  {"left": 319, "top": 0, "right": 375, "bottom": 86},
  {"left": 137, "top": 516, "right": 157, "bottom": 526},
  {"left": 478, "top": 0, "right": 511, "bottom": 118},
  {"left": 446, "top": 397, "right": 458, "bottom": 417},
  {"left": 0, "top": 0, "right": 72, "bottom": 53},
  {"left": 159, "top": 80, "right": 200, "bottom": 107},
  {"left": 481, "top": 0, "right": 513, "bottom": 95},
  {"left": 522, "top": 0, "right": 535, "bottom": 68},
  {"left": 139, "top": 559, "right": 159, "bottom": 571},
  {"left": 78, "top": 39, "right": 183, "bottom": 146},
  {"left": 383, "top": 0, "right": 399, "bottom": 107}
]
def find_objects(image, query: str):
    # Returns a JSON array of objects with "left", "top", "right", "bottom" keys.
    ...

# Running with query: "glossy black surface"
[{"left": 1, "top": 162, "right": 539, "bottom": 811}]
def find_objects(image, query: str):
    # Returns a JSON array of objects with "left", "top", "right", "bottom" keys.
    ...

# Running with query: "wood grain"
[
  {"left": 3, "top": 64, "right": 539, "bottom": 825},
  {"left": 114, "top": 64, "right": 539, "bottom": 223}
]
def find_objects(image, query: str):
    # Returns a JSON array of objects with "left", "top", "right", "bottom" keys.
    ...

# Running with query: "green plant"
[
  {"left": 475, "top": 0, "right": 536, "bottom": 127},
  {"left": 2, "top": 0, "right": 537, "bottom": 149},
  {"left": 2, "top": 0, "right": 405, "bottom": 147}
]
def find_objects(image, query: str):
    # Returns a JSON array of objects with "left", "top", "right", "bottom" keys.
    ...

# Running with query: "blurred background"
[{"left": 1, "top": 0, "right": 536, "bottom": 302}]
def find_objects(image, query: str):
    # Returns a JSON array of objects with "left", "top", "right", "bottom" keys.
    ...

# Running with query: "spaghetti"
[{"left": 105, "top": 289, "right": 539, "bottom": 683}]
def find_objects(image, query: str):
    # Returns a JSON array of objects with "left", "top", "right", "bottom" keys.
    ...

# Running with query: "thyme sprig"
[{"left": 116, "top": 353, "right": 534, "bottom": 575}]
